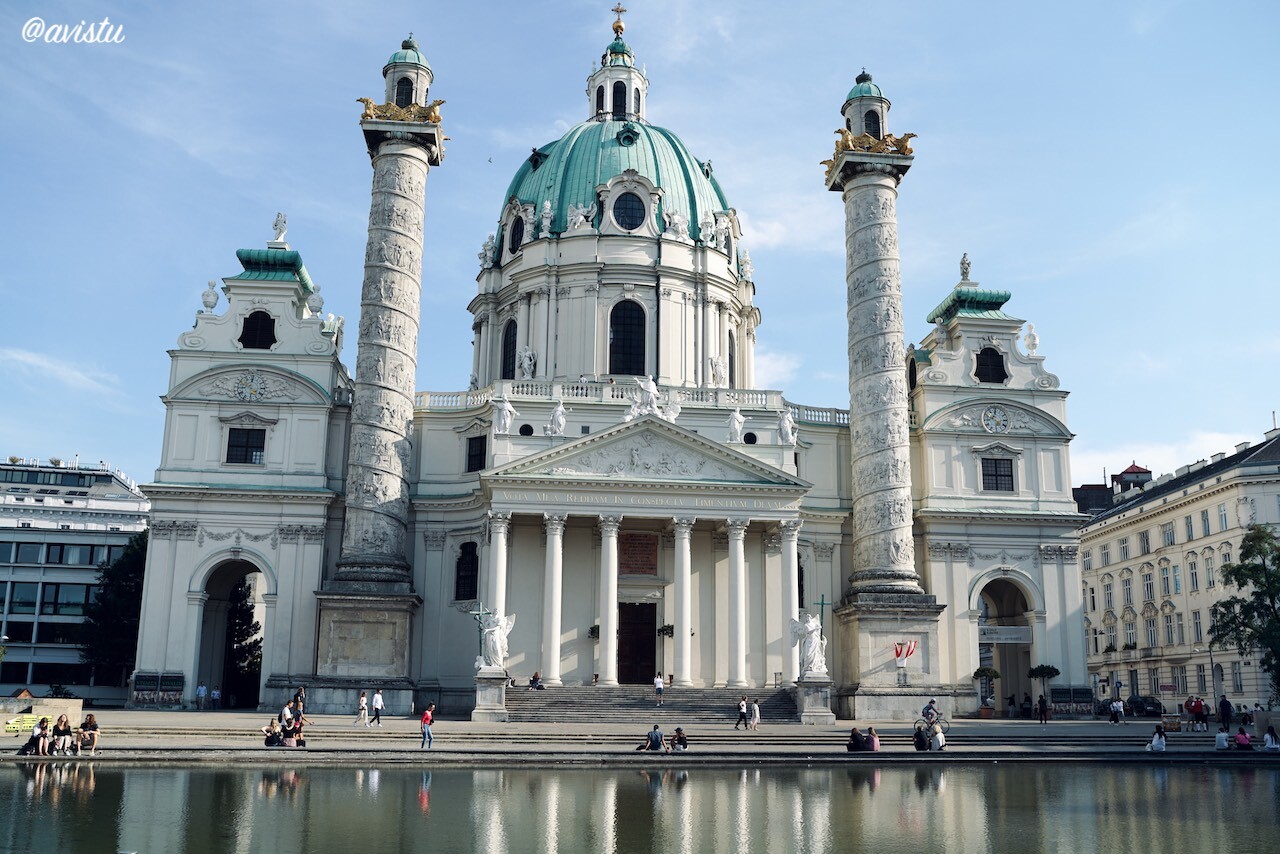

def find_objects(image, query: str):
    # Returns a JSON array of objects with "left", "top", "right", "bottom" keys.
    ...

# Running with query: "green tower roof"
[
  {"left": 500, "top": 118, "right": 730, "bottom": 240},
  {"left": 926, "top": 286, "right": 1016, "bottom": 324},
  {"left": 233, "top": 248, "right": 316, "bottom": 294},
  {"left": 845, "top": 70, "right": 884, "bottom": 101},
  {"left": 384, "top": 36, "right": 431, "bottom": 73}
]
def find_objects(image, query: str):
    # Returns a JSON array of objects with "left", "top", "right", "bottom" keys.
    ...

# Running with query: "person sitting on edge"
[
  {"left": 262, "top": 720, "right": 284, "bottom": 747},
  {"left": 846, "top": 727, "right": 868, "bottom": 752},
  {"left": 667, "top": 727, "right": 688, "bottom": 753},
  {"left": 867, "top": 726, "right": 881, "bottom": 752},
  {"left": 638, "top": 724, "right": 664, "bottom": 751},
  {"left": 529, "top": 672, "right": 544, "bottom": 691},
  {"left": 1263, "top": 725, "right": 1279, "bottom": 751},
  {"left": 921, "top": 699, "right": 940, "bottom": 725},
  {"left": 1215, "top": 726, "right": 1231, "bottom": 750},
  {"left": 1149, "top": 724, "right": 1167, "bottom": 752},
  {"left": 1234, "top": 727, "right": 1253, "bottom": 750},
  {"left": 930, "top": 723, "right": 947, "bottom": 751},
  {"left": 912, "top": 723, "right": 930, "bottom": 752},
  {"left": 75, "top": 714, "right": 100, "bottom": 756}
]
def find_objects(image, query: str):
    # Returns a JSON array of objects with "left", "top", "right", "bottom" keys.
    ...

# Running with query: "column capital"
[
  {"left": 597, "top": 515, "right": 623, "bottom": 535},
  {"left": 778, "top": 519, "right": 803, "bottom": 540},
  {"left": 724, "top": 518, "right": 750, "bottom": 538},
  {"left": 487, "top": 510, "right": 512, "bottom": 533},
  {"left": 544, "top": 513, "right": 568, "bottom": 536},
  {"left": 672, "top": 517, "right": 697, "bottom": 535}
]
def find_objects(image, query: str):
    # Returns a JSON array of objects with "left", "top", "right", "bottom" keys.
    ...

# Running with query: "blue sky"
[{"left": 1, "top": 0, "right": 1277, "bottom": 487}]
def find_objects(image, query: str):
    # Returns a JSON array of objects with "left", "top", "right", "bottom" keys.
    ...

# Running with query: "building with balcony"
[
  {"left": 1079, "top": 428, "right": 1280, "bottom": 707},
  {"left": 0, "top": 457, "right": 149, "bottom": 704}
]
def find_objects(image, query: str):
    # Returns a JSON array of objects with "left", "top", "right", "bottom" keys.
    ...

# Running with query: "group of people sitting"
[
  {"left": 636, "top": 724, "right": 688, "bottom": 753},
  {"left": 845, "top": 726, "right": 881, "bottom": 752},
  {"left": 1214, "top": 724, "right": 1279, "bottom": 751},
  {"left": 19, "top": 713, "right": 100, "bottom": 757},
  {"left": 913, "top": 723, "right": 946, "bottom": 751},
  {"left": 262, "top": 690, "right": 311, "bottom": 747}
]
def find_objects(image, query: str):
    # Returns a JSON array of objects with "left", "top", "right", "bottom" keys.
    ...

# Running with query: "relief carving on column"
[
  {"left": 422, "top": 531, "right": 447, "bottom": 550},
  {"left": 813, "top": 542, "right": 835, "bottom": 562},
  {"left": 764, "top": 533, "right": 781, "bottom": 555}
]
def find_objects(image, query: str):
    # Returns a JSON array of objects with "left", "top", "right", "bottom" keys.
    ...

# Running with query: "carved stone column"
[
  {"left": 779, "top": 520, "right": 803, "bottom": 683},
  {"left": 841, "top": 163, "right": 921, "bottom": 595},
  {"left": 726, "top": 518, "right": 750, "bottom": 688},
  {"left": 335, "top": 138, "right": 433, "bottom": 586},
  {"left": 541, "top": 513, "right": 568, "bottom": 686},
  {"left": 672, "top": 517, "right": 696, "bottom": 687},
  {"left": 597, "top": 515, "right": 622, "bottom": 687},
  {"left": 488, "top": 512, "right": 511, "bottom": 617}
]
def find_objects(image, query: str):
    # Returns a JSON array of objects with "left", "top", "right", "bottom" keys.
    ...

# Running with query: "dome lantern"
[
  {"left": 841, "top": 68, "right": 891, "bottom": 140},
  {"left": 382, "top": 34, "right": 434, "bottom": 108},
  {"left": 586, "top": 6, "right": 647, "bottom": 122}
]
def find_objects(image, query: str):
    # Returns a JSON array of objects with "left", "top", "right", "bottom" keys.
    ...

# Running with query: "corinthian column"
[
  {"left": 672, "top": 517, "right": 696, "bottom": 687},
  {"left": 726, "top": 518, "right": 750, "bottom": 688},
  {"left": 839, "top": 160, "right": 921, "bottom": 595},
  {"left": 336, "top": 137, "right": 435, "bottom": 585},
  {"left": 597, "top": 515, "right": 622, "bottom": 687},
  {"left": 542, "top": 513, "right": 567, "bottom": 686},
  {"left": 487, "top": 512, "right": 511, "bottom": 617},
  {"left": 779, "top": 519, "right": 802, "bottom": 683}
]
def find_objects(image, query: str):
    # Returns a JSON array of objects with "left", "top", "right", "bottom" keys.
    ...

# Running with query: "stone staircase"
[{"left": 503, "top": 685, "right": 798, "bottom": 725}]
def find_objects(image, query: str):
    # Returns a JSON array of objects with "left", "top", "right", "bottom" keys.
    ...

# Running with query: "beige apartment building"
[{"left": 1079, "top": 428, "right": 1280, "bottom": 709}]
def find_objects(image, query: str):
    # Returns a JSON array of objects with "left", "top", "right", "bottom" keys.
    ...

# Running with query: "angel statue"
[
  {"left": 272, "top": 212, "right": 287, "bottom": 242},
  {"left": 479, "top": 613, "right": 516, "bottom": 670},
  {"left": 566, "top": 202, "right": 597, "bottom": 231},
  {"left": 539, "top": 200, "right": 554, "bottom": 239},
  {"left": 492, "top": 396, "right": 518, "bottom": 435},
  {"left": 788, "top": 612, "right": 828, "bottom": 676}
]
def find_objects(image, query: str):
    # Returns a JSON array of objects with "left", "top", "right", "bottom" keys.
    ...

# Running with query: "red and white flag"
[{"left": 893, "top": 640, "right": 918, "bottom": 664}]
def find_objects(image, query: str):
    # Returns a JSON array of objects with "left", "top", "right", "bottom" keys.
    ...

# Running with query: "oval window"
[
  {"left": 613, "top": 192, "right": 646, "bottom": 231},
  {"left": 508, "top": 216, "right": 525, "bottom": 254}
]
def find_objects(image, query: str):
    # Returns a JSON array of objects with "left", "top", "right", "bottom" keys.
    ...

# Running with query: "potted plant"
[
  {"left": 972, "top": 666, "right": 1001, "bottom": 717},
  {"left": 1028, "top": 664, "right": 1061, "bottom": 717}
]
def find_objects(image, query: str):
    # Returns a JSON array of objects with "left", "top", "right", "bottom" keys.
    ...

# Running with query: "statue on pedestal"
[
  {"left": 547, "top": 400, "right": 567, "bottom": 436},
  {"left": 493, "top": 396, "right": 518, "bottom": 435},
  {"left": 479, "top": 613, "right": 516, "bottom": 669},
  {"left": 789, "top": 612, "right": 828, "bottom": 676},
  {"left": 727, "top": 408, "right": 745, "bottom": 443},
  {"left": 778, "top": 409, "right": 797, "bottom": 446},
  {"left": 518, "top": 346, "right": 537, "bottom": 379}
]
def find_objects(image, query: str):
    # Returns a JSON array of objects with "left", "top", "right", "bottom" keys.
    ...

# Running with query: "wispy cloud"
[
  {"left": 754, "top": 345, "right": 801, "bottom": 389},
  {"left": 0, "top": 349, "right": 121, "bottom": 396},
  {"left": 1072, "top": 429, "right": 1255, "bottom": 486}
]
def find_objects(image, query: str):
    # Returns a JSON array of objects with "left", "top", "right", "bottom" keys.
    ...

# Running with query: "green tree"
[
  {"left": 1028, "top": 664, "right": 1061, "bottom": 698},
  {"left": 79, "top": 531, "right": 148, "bottom": 684},
  {"left": 221, "top": 577, "right": 262, "bottom": 707},
  {"left": 1210, "top": 523, "right": 1280, "bottom": 704}
]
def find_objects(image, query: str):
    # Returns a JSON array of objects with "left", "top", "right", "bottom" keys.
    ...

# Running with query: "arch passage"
[
  {"left": 608, "top": 301, "right": 645, "bottom": 375},
  {"left": 197, "top": 559, "right": 265, "bottom": 709},
  {"left": 978, "top": 577, "right": 1035, "bottom": 716}
]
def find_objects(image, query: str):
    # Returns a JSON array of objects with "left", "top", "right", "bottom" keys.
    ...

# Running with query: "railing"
[
  {"left": 786, "top": 402, "right": 850, "bottom": 427},
  {"left": 416, "top": 381, "right": 796, "bottom": 413}
]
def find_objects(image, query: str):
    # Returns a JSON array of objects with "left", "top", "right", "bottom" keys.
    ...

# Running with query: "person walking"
[
  {"left": 654, "top": 672, "right": 665, "bottom": 707},
  {"left": 354, "top": 691, "right": 369, "bottom": 727},
  {"left": 1219, "top": 694, "right": 1232, "bottom": 728},
  {"left": 420, "top": 702, "right": 435, "bottom": 749},
  {"left": 1037, "top": 694, "right": 1049, "bottom": 725},
  {"left": 211, "top": 686, "right": 222, "bottom": 710},
  {"left": 1108, "top": 698, "right": 1121, "bottom": 725},
  {"left": 195, "top": 682, "right": 208, "bottom": 711},
  {"left": 750, "top": 698, "right": 761, "bottom": 731},
  {"left": 735, "top": 697, "right": 748, "bottom": 730},
  {"left": 371, "top": 689, "right": 385, "bottom": 727}
]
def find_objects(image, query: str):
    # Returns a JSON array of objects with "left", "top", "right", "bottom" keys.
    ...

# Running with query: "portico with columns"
[{"left": 472, "top": 416, "right": 808, "bottom": 689}]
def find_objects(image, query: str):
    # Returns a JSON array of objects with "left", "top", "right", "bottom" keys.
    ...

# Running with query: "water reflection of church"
[{"left": 132, "top": 13, "right": 1087, "bottom": 717}]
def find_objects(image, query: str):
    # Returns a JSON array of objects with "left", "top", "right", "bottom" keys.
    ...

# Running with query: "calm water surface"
[{"left": 1, "top": 761, "right": 1277, "bottom": 854}]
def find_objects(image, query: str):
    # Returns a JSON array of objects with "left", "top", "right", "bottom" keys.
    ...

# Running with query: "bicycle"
[{"left": 915, "top": 715, "right": 950, "bottom": 734}]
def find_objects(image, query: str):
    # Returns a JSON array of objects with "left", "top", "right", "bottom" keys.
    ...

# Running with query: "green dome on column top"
[
  {"left": 384, "top": 35, "right": 431, "bottom": 73},
  {"left": 499, "top": 119, "right": 730, "bottom": 241},
  {"left": 845, "top": 70, "right": 884, "bottom": 100}
]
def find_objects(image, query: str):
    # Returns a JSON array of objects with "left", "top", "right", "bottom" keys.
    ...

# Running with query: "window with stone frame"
[
  {"left": 395, "top": 76, "right": 414, "bottom": 108},
  {"left": 1103, "top": 582, "right": 1113, "bottom": 609},
  {"left": 1218, "top": 503, "right": 1228, "bottom": 532},
  {"left": 974, "top": 347, "right": 1009, "bottom": 384},
  {"left": 1231, "top": 661, "right": 1243, "bottom": 693},
  {"left": 1204, "top": 551, "right": 1216, "bottom": 587},
  {"left": 863, "top": 110, "right": 881, "bottom": 139},
  {"left": 1176, "top": 612, "right": 1185, "bottom": 645},
  {"left": 608, "top": 300, "right": 646, "bottom": 375},
  {"left": 1139, "top": 530, "right": 1151, "bottom": 555},
  {"left": 1193, "top": 609, "right": 1202, "bottom": 642},
  {"left": 1161, "top": 522, "right": 1176, "bottom": 548},
  {"left": 1184, "top": 515, "right": 1195, "bottom": 541},
  {"left": 465, "top": 435, "right": 487, "bottom": 473},
  {"left": 1200, "top": 509, "right": 1211, "bottom": 537},
  {"left": 1119, "top": 537, "right": 1130, "bottom": 561},
  {"left": 1160, "top": 565, "right": 1170, "bottom": 597},
  {"left": 1145, "top": 618, "right": 1158, "bottom": 648},
  {"left": 1164, "top": 614, "right": 1175, "bottom": 645},
  {"left": 1106, "top": 624, "right": 1117, "bottom": 649},
  {"left": 1100, "top": 544, "right": 1111, "bottom": 567},
  {"left": 1122, "top": 577, "right": 1132, "bottom": 605},
  {"left": 226, "top": 428, "right": 266, "bottom": 465},
  {"left": 1142, "top": 572, "right": 1154, "bottom": 602},
  {"left": 500, "top": 320, "right": 518, "bottom": 380},
  {"left": 612, "top": 81, "right": 626, "bottom": 118},
  {"left": 454, "top": 542, "right": 479, "bottom": 601},
  {"left": 1083, "top": 549, "right": 1093, "bottom": 571},
  {"left": 1124, "top": 621, "right": 1136, "bottom": 646},
  {"left": 980, "top": 457, "right": 1014, "bottom": 492},
  {"left": 238, "top": 311, "right": 277, "bottom": 350},
  {"left": 1188, "top": 556, "right": 1199, "bottom": 590}
]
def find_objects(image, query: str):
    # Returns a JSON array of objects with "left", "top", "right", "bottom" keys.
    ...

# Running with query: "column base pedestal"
[
  {"left": 794, "top": 674, "right": 837, "bottom": 725},
  {"left": 314, "top": 590, "right": 421, "bottom": 681},
  {"left": 834, "top": 591, "right": 947, "bottom": 720},
  {"left": 471, "top": 671, "right": 510, "bottom": 722}
]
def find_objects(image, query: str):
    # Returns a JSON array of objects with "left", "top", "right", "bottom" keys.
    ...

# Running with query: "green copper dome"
[
  {"left": 605, "top": 36, "right": 634, "bottom": 66},
  {"left": 384, "top": 36, "right": 430, "bottom": 73},
  {"left": 500, "top": 119, "right": 730, "bottom": 241},
  {"left": 845, "top": 70, "right": 883, "bottom": 100}
]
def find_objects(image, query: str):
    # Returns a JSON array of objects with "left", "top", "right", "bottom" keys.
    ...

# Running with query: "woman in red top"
[{"left": 420, "top": 702, "right": 435, "bottom": 749}]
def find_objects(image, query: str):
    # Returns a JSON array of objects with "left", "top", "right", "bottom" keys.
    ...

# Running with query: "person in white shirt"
[
  {"left": 1263, "top": 725, "right": 1279, "bottom": 751},
  {"left": 654, "top": 673, "right": 664, "bottom": 707},
  {"left": 371, "top": 689, "right": 385, "bottom": 727},
  {"left": 1215, "top": 726, "right": 1231, "bottom": 750},
  {"left": 1149, "top": 725, "right": 1167, "bottom": 752}
]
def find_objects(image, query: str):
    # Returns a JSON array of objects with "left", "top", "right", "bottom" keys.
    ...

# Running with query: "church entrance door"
[{"left": 617, "top": 602, "right": 657, "bottom": 684}]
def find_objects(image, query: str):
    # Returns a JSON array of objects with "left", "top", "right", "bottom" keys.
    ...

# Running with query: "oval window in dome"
[
  {"left": 613, "top": 192, "right": 646, "bottom": 231},
  {"left": 508, "top": 215, "right": 525, "bottom": 254}
]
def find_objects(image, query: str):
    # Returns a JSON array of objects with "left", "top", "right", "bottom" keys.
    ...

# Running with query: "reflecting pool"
[{"left": 1, "top": 762, "right": 1277, "bottom": 853}]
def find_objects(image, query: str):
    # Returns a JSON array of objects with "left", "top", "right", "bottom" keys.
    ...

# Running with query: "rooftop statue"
[{"left": 272, "top": 212, "right": 287, "bottom": 242}]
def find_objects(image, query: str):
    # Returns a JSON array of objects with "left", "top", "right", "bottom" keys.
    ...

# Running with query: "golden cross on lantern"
[{"left": 611, "top": 3, "right": 628, "bottom": 35}]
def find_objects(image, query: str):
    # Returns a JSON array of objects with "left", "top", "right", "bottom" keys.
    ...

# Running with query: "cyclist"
[{"left": 921, "top": 699, "right": 940, "bottom": 725}]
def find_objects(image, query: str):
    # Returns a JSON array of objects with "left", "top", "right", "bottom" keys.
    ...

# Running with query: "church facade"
[{"left": 134, "top": 19, "right": 1088, "bottom": 717}]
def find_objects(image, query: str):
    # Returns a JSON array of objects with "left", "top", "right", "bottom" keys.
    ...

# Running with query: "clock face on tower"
[
  {"left": 981, "top": 405, "right": 1010, "bottom": 434},
  {"left": 234, "top": 371, "right": 267, "bottom": 402}
]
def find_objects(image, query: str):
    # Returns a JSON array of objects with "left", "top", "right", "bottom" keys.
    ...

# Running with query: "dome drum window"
[
  {"left": 595, "top": 171, "right": 662, "bottom": 239},
  {"left": 612, "top": 192, "right": 646, "bottom": 231}
]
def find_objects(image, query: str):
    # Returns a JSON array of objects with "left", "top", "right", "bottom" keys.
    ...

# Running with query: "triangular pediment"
[{"left": 486, "top": 416, "right": 809, "bottom": 489}]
